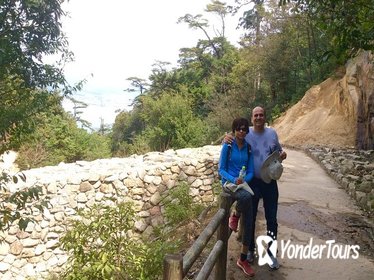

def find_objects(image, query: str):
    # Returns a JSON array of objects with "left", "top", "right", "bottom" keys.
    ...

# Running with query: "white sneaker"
[{"left": 268, "top": 255, "right": 280, "bottom": 270}]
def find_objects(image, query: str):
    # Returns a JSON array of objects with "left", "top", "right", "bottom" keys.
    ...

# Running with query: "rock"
[
  {"left": 134, "top": 219, "right": 147, "bottom": 232},
  {"left": 358, "top": 181, "right": 373, "bottom": 193},
  {"left": 79, "top": 181, "right": 93, "bottom": 192},
  {"left": 0, "top": 243, "right": 10, "bottom": 256},
  {"left": 0, "top": 262, "right": 11, "bottom": 272},
  {"left": 274, "top": 50, "right": 374, "bottom": 149},
  {"left": 150, "top": 192, "right": 161, "bottom": 206}
]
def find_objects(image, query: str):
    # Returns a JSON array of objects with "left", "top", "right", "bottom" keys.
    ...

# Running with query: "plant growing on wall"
[
  {"left": 163, "top": 182, "right": 205, "bottom": 225},
  {"left": 0, "top": 170, "right": 47, "bottom": 235},
  {"left": 60, "top": 201, "right": 179, "bottom": 280},
  {"left": 60, "top": 182, "right": 211, "bottom": 279}
]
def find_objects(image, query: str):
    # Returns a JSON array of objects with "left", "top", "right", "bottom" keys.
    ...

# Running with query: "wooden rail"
[{"left": 163, "top": 193, "right": 234, "bottom": 280}]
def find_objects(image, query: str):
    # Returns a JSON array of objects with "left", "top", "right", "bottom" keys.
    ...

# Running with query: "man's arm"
[
  {"left": 223, "top": 132, "right": 234, "bottom": 144},
  {"left": 274, "top": 129, "right": 287, "bottom": 160}
]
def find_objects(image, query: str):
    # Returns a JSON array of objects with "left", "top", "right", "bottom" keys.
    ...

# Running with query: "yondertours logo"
[
  {"left": 256, "top": 235, "right": 278, "bottom": 266},
  {"left": 256, "top": 235, "right": 360, "bottom": 266}
]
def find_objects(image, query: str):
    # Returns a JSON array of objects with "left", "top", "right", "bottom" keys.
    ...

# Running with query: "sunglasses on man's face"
[{"left": 235, "top": 127, "right": 248, "bottom": 132}]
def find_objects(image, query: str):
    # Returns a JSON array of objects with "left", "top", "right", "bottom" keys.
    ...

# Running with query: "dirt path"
[{"left": 225, "top": 149, "right": 374, "bottom": 280}]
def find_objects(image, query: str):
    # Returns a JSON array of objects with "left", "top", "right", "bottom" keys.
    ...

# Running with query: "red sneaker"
[
  {"left": 229, "top": 214, "right": 239, "bottom": 232},
  {"left": 237, "top": 258, "right": 255, "bottom": 276}
]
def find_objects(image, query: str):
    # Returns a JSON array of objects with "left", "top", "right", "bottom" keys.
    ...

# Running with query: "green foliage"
[
  {"left": 270, "top": 104, "right": 282, "bottom": 122},
  {"left": 163, "top": 182, "right": 204, "bottom": 225},
  {"left": 0, "top": 0, "right": 70, "bottom": 88},
  {"left": 281, "top": 0, "right": 374, "bottom": 62},
  {"left": 111, "top": 110, "right": 145, "bottom": 156},
  {"left": 0, "top": 170, "right": 48, "bottom": 234},
  {"left": 219, "top": 0, "right": 340, "bottom": 116},
  {"left": 139, "top": 93, "right": 207, "bottom": 151},
  {"left": 65, "top": 96, "right": 92, "bottom": 130},
  {"left": 16, "top": 111, "right": 111, "bottom": 169},
  {"left": 0, "top": 0, "right": 80, "bottom": 162},
  {"left": 0, "top": 74, "right": 54, "bottom": 148},
  {"left": 0, "top": 76, "right": 107, "bottom": 168},
  {"left": 121, "top": 133, "right": 151, "bottom": 156},
  {"left": 60, "top": 184, "right": 208, "bottom": 279},
  {"left": 82, "top": 132, "right": 112, "bottom": 161},
  {"left": 211, "top": 181, "right": 223, "bottom": 197},
  {"left": 112, "top": 92, "right": 208, "bottom": 156},
  {"left": 60, "top": 202, "right": 178, "bottom": 280},
  {"left": 111, "top": 0, "right": 363, "bottom": 149}
]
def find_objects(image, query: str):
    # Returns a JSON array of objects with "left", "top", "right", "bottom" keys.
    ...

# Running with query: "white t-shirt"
[{"left": 245, "top": 127, "right": 282, "bottom": 179}]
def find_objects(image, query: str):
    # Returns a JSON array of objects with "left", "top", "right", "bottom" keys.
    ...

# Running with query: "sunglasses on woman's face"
[{"left": 235, "top": 126, "right": 248, "bottom": 132}]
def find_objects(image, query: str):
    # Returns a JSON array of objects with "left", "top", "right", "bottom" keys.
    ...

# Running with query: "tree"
[
  {"left": 0, "top": 75, "right": 62, "bottom": 151},
  {"left": 280, "top": 0, "right": 374, "bottom": 62},
  {"left": 205, "top": 0, "right": 230, "bottom": 38},
  {"left": 125, "top": 77, "right": 149, "bottom": 95},
  {"left": 65, "top": 96, "right": 93, "bottom": 131},
  {"left": 148, "top": 61, "right": 178, "bottom": 97},
  {"left": 230, "top": 0, "right": 340, "bottom": 115},
  {"left": 238, "top": 0, "right": 265, "bottom": 45},
  {"left": 139, "top": 93, "right": 207, "bottom": 151},
  {"left": 111, "top": 110, "right": 140, "bottom": 156},
  {"left": 0, "top": 0, "right": 70, "bottom": 88},
  {"left": 0, "top": 0, "right": 73, "bottom": 150},
  {"left": 178, "top": 1, "right": 232, "bottom": 59},
  {"left": 13, "top": 96, "right": 111, "bottom": 169}
]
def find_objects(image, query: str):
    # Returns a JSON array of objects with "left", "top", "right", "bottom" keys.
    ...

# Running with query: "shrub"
[
  {"left": 60, "top": 202, "right": 178, "bottom": 280},
  {"left": 163, "top": 182, "right": 204, "bottom": 225}
]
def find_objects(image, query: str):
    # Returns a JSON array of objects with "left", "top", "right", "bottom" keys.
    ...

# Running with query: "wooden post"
[
  {"left": 163, "top": 254, "right": 183, "bottom": 280},
  {"left": 215, "top": 192, "right": 233, "bottom": 280}
]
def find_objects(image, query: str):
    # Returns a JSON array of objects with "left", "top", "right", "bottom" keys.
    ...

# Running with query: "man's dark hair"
[{"left": 232, "top": 117, "right": 249, "bottom": 134}]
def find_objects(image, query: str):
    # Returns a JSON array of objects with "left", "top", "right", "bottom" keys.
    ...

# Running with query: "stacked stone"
[
  {"left": 0, "top": 145, "right": 221, "bottom": 279},
  {"left": 306, "top": 147, "right": 374, "bottom": 215}
]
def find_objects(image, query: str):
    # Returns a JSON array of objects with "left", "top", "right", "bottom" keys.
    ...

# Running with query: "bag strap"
[{"left": 225, "top": 144, "right": 232, "bottom": 171}]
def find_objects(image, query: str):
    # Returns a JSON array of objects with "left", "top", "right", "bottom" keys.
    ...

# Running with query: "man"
[{"left": 225, "top": 106, "right": 287, "bottom": 269}]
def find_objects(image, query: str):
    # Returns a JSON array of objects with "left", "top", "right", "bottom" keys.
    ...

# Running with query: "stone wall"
[
  {"left": 0, "top": 145, "right": 221, "bottom": 280},
  {"left": 1, "top": 145, "right": 372, "bottom": 279},
  {"left": 305, "top": 146, "right": 374, "bottom": 216}
]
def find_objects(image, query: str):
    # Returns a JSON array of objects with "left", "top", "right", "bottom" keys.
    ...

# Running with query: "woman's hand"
[{"left": 235, "top": 178, "right": 243, "bottom": 185}]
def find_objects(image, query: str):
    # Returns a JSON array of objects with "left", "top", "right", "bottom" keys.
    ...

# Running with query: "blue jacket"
[{"left": 219, "top": 140, "right": 254, "bottom": 185}]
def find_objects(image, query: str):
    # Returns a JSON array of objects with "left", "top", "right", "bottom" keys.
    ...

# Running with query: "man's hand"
[
  {"left": 223, "top": 133, "right": 234, "bottom": 144},
  {"left": 280, "top": 150, "right": 287, "bottom": 161}
]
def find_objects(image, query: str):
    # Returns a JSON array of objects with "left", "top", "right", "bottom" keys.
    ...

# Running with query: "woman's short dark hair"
[{"left": 232, "top": 117, "right": 249, "bottom": 134}]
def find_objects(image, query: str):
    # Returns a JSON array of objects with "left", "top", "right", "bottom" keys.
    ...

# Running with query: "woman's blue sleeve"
[
  {"left": 219, "top": 144, "right": 236, "bottom": 183},
  {"left": 245, "top": 150, "right": 254, "bottom": 183}
]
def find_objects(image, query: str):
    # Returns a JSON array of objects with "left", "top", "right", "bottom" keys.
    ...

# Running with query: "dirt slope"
[
  {"left": 273, "top": 50, "right": 374, "bottom": 149},
  {"left": 273, "top": 77, "right": 356, "bottom": 148}
]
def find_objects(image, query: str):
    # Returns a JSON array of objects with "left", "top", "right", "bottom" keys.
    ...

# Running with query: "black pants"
[
  {"left": 226, "top": 188, "right": 254, "bottom": 247},
  {"left": 248, "top": 177, "right": 279, "bottom": 252}
]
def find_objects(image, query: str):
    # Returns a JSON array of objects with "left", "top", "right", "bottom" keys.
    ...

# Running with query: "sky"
[{"left": 60, "top": 0, "right": 244, "bottom": 129}]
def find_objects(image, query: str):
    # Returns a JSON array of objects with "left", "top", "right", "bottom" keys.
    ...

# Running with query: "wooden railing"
[{"left": 163, "top": 193, "right": 234, "bottom": 280}]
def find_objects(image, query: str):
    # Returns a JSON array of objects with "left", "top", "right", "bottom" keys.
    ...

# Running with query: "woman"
[{"left": 218, "top": 117, "right": 255, "bottom": 277}]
